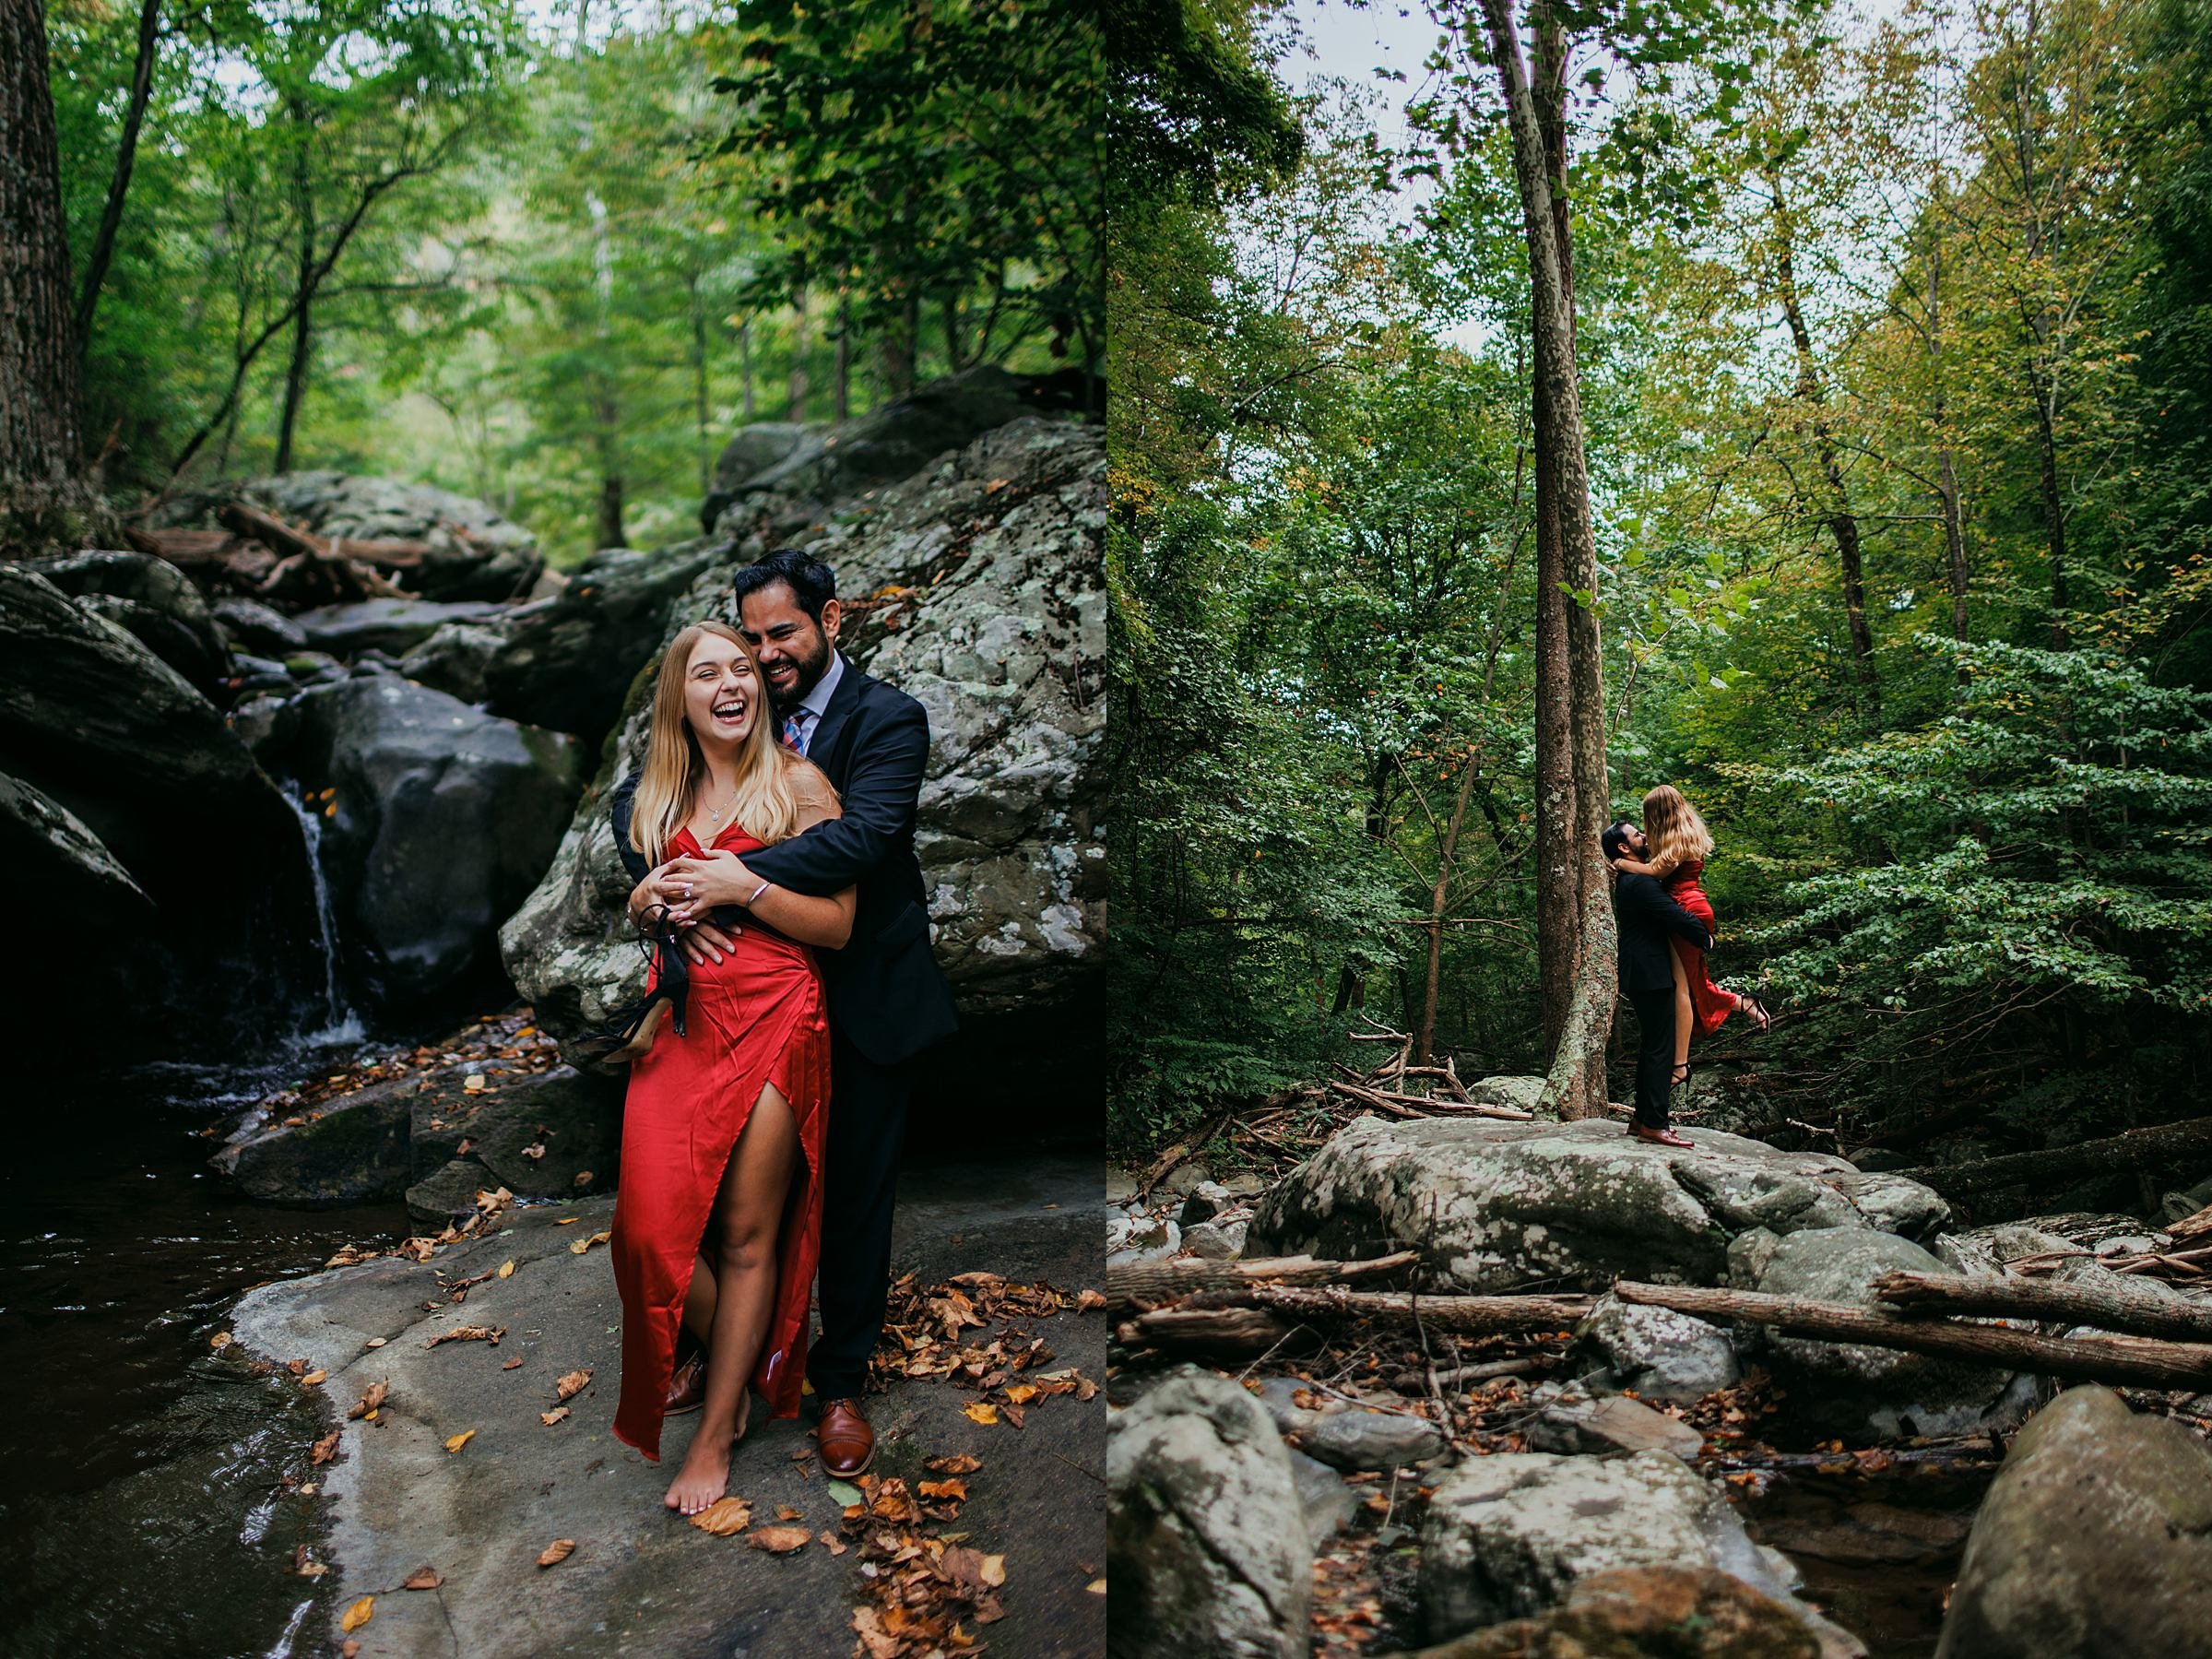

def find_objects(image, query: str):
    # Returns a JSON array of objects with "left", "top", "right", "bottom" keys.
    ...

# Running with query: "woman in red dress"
[
  {"left": 1611, "top": 785, "right": 1771, "bottom": 1089},
  {"left": 610, "top": 620, "right": 854, "bottom": 1514}
]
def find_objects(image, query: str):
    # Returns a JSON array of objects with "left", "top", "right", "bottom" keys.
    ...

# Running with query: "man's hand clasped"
[{"left": 632, "top": 852, "right": 769, "bottom": 966}]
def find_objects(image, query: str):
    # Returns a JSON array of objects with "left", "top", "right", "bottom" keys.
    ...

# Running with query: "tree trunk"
[
  {"left": 1615, "top": 1280, "right": 2212, "bottom": 1392},
  {"left": 2031, "top": 365, "right": 2067, "bottom": 647},
  {"left": 275, "top": 138, "right": 315, "bottom": 476},
  {"left": 1186, "top": 1284, "right": 1596, "bottom": 1337},
  {"left": 1482, "top": 0, "right": 1614, "bottom": 1119},
  {"left": 787, "top": 287, "right": 810, "bottom": 421},
  {"left": 1771, "top": 182, "right": 1877, "bottom": 716},
  {"left": 72, "top": 0, "right": 160, "bottom": 355},
  {"left": 738, "top": 315, "right": 756, "bottom": 420},
  {"left": 1894, "top": 1117, "right": 2212, "bottom": 1196},
  {"left": 590, "top": 376, "right": 624, "bottom": 550},
  {"left": 1927, "top": 233, "right": 1971, "bottom": 645},
  {"left": 881, "top": 287, "right": 917, "bottom": 397},
  {"left": 834, "top": 292, "right": 851, "bottom": 421},
  {"left": 1, "top": 0, "right": 105, "bottom": 549},
  {"left": 689, "top": 271, "right": 712, "bottom": 497},
  {"left": 1418, "top": 756, "right": 1483, "bottom": 1064},
  {"left": 1869, "top": 1269, "right": 2212, "bottom": 1345},
  {"left": 1107, "top": 1250, "right": 1419, "bottom": 1314}
]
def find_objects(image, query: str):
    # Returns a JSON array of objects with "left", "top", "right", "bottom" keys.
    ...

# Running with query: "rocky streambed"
[{"left": 1106, "top": 1098, "right": 2212, "bottom": 1658}]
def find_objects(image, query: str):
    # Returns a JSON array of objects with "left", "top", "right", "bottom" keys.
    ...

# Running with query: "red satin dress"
[
  {"left": 1663, "top": 859, "right": 1742, "bottom": 1037},
  {"left": 609, "top": 823, "right": 830, "bottom": 1462}
]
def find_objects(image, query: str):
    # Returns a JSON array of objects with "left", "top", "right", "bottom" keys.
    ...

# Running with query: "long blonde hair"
[
  {"left": 1641, "top": 784, "right": 1714, "bottom": 878},
  {"left": 629, "top": 621, "right": 807, "bottom": 864}
]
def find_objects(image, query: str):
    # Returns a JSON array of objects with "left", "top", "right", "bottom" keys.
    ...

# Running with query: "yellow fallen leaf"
[
  {"left": 365, "top": 1337, "right": 387, "bottom": 1349},
  {"left": 554, "top": 1217, "right": 579, "bottom": 1226},
  {"left": 340, "top": 1596, "right": 373, "bottom": 1633},
  {"left": 537, "top": 1538, "right": 575, "bottom": 1568},
  {"left": 689, "top": 1498, "right": 751, "bottom": 1535},
  {"left": 748, "top": 1525, "right": 810, "bottom": 1554},
  {"left": 1002, "top": 1383, "right": 1036, "bottom": 1405},
  {"left": 463, "top": 1074, "right": 486, "bottom": 1093},
  {"left": 444, "top": 1429, "right": 476, "bottom": 1453},
  {"left": 209, "top": 1332, "right": 233, "bottom": 1353},
  {"left": 300, "top": 1369, "right": 327, "bottom": 1388},
  {"left": 919, "top": 1478, "right": 968, "bottom": 1501},
  {"left": 980, "top": 1553, "right": 1005, "bottom": 1587},
  {"left": 497, "top": 1260, "right": 515, "bottom": 1279},
  {"left": 1087, "top": 1578, "right": 1106, "bottom": 1594},
  {"left": 926, "top": 1454, "right": 981, "bottom": 1475},
  {"left": 963, "top": 1403, "right": 999, "bottom": 1426}
]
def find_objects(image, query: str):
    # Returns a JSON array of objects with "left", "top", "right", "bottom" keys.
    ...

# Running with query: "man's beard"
[{"left": 773, "top": 634, "right": 834, "bottom": 710}]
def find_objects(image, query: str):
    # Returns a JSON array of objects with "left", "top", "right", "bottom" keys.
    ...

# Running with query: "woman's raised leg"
[
  {"left": 1668, "top": 942, "right": 1694, "bottom": 1085},
  {"left": 664, "top": 1083, "right": 800, "bottom": 1514}
]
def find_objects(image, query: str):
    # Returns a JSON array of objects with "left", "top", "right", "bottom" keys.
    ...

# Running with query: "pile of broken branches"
[
  {"left": 1325, "top": 1021, "right": 1534, "bottom": 1125},
  {"left": 124, "top": 500, "right": 482, "bottom": 608},
  {"left": 1110, "top": 1233, "right": 2212, "bottom": 1394}
]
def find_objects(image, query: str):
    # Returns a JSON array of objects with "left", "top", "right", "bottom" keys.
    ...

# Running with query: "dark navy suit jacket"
[
  {"left": 1614, "top": 870, "right": 1715, "bottom": 995},
  {"left": 610, "top": 655, "right": 959, "bottom": 1066}
]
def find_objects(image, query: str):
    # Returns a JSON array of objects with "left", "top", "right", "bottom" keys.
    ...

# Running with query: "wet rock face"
[
  {"left": 1246, "top": 1118, "right": 1949, "bottom": 1295},
  {"left": 0, "top": 567, "right": 318, "bottom": 1059},
  {"left": 1107, "top": 1369, "right": 1312, "bottom": 1659},
  {"left": 266, "top": 676, "right": 585, "bottom": 1013},
  {"left": 19, "top": 550, "right": 231, "bottom": 691},
  {"left": 1574, "top": 1294, "right": 1742, "bottom": 1403},
  {"left": 501, "top": 416, "right": 1105, "bottom": 1067},
  {"left": 1937, "top": 1386, "right": 2212, "bottom": 1659},
  {"left": 1418, "top": 1450, "right": 1808, "bottom": 1642}
]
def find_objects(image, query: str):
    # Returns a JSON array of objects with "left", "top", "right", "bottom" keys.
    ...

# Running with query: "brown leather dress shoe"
[
  {"left": 665, "top": 1348, "right": 706, "bottom": 1416},
  {"left": 1628, "top": 1120, "right": 1696, "bottom": 1149},
  {"left": 815, "top": 1397, "right": 876, "bottom": 1476}
]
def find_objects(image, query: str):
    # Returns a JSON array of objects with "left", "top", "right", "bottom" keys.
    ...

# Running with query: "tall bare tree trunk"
[
  {"left": 1480, "top": 0, "right": 1615, "bottom": 1120},
  {"left": 738, "top": 316, "right": 756, "bottom": 420},
  {"left": 275, "top": 128, "right": 314, "bottom": 475},
  {"left": 688, "top": 270, "right": 713, "bottom": 496},
  {"left": 787, "top": 288, "right": 810, "bottom": 421},
  {"left": 834, "top": 292, "right": 851, "bottom": 421},
  {"left": 1770, "top": 184, "right": 1877, "bottom": 717},
  {"left": 2, "top": 0, "right": 109, "bottom": 550},
  {"left": 1926, "top": 234, "right": 1971, "bottom": 645},
  {"left": 2031, "top": 364, "right": 2067, "bottom": 647},
  {"left": 73, "top": 0, "right": 160, "bottom": 355}
]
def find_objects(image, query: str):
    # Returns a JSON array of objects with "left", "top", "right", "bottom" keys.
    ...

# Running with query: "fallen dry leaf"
[
  {"left": 748, "top": 1525, "right": 810, "bottom": 1554},
  {"left": 918, "top": 1479, "right": 968, "bottom": 1502},
  {"left": 1087, "top": 1578, "right": 1106, "bottom": 1594},
  {"left": 568, "top": 1229, "right": 612, "bottom": 1256},
  {"left": 292, "top": 1545, "right": 327, "bottom": 1579},
  {"left": 1002, "top": 1383, "right": 1036, "bottom": 1405},
  {"left": 364, "top": 1337, "right": 386, "bottom": 1349},
  {"left": 554, "top": 1369, "right": 592, "bottom": 1401},
  {"left": 1076, "top": 1288, "right": 1106, "bottom": 1313},
  {"left": 497, "top": 1260, "right": 515, "bottom": 1279},
  {"left": 341, "top": 1642, "right": 360, "bottom": 1658},
  {"left": 537, "top": 1538, "right": 575, "bottom": 1568},
  {"left": 299, "top": 1369, "right": 327, "bottom": 1388},
  {"left": 502, "top": 1357, "right": 524, "bottom": 1370},
  {"left": 347, "top": 1379, "right": 390, "bottom": 1421},
  {"left": 402, "top": 1567, "right": 444, "bottom": 1591},
  {"left": 820, "top": 1531, "right": 846, "bottom": 1555},
  {"left": 444, "top": 1429, "right": 477, "bottom": 1453},
  {"left": 689, "top": 1498, "right": 751, "bottom": 1535},
  {"left": 424, "top": 1324, "right": 505, "bottom": 1349},
  {"left": 775, "top": 1505, "right": 802, "bottom": 1522},
  {"left": 310, "top": 1430, "right": 342, "bottom": 1466},
  {"left": 540, "top": 1406, "right": 570, "bottom": 1427},
  {"left": 340, "top": 1596, "right": 373, "bottom": 1633},
  {"left": 926, "top": 1454, "right": 981, "bottom": 1475},
  {"left": 962, "top": 1403, "right": 999, "bottom": 1427},
  {"left": 209, "top": 1331, "right": 233, "bottom": 1353}
]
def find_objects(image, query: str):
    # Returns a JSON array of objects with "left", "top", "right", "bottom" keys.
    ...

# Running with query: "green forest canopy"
[
  {"left": 52, "top": 0, "right": 1101, "bottom": 560},
  {"left": 1107, "top": 0, "right": 2212, "bottom": 1176}
]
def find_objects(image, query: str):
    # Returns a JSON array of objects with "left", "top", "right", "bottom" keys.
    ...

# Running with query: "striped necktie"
[{"left": 780, "top": 710, "right": 807, "bottom": 754}]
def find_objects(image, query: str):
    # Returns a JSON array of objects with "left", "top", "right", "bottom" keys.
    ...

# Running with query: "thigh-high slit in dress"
[
  {"left": 609, "top": 823, "right": 830, "bottom": 1463},
  {"left": 1663, "top": 859, "right": 1741, "bottom": 1038}
]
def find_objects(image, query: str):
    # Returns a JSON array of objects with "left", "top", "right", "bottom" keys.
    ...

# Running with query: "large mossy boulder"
[
  {"left": 501, "top": 415, "right": 1105, "bottom": 1088},
  {"left": 1248, "top": 1117, "right": 1948, "bottom": 1295},
  {"left": 262, "top": 674, "right": 585, "bottom": 1013},
  {"left": 1107, "top": 1369, "right": 1312, "bottom": 1659},
  {"left": 234, "top": 471, "right": 544, "bottom": 602},
  {"left": 1395, "top": 1566, "right": 1831, "bottom": 1659},
  {"left": 1937, "top": 1386, "right": 2212, "bottom": 1659},
  {"left": 15, "top": 550, "right": 231, "bottom": 691}
]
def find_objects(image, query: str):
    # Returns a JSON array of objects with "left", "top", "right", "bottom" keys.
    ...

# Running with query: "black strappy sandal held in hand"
[
  {"left": 574, "top": 902, "right": 692, "bottom": 1072},
  {"left": 1736, "top": 993, "right": 1774, "bottom": 1033}
]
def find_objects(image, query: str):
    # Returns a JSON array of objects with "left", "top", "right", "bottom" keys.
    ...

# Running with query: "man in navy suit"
[
  {"left": 669, "top": 548, "right": 959, "bottom": 1475},
  {"left": 1603, "top": 819, "right": 1712, "bottom": 1149}
]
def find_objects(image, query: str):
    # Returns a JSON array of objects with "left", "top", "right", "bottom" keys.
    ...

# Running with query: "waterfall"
[{"left": 284, "top": 788, "right": 364, "bottom": 1046}]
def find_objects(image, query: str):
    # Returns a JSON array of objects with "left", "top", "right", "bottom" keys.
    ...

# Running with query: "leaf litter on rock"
[
  {"left": 537, "top": 1538, "right": 576, "bottom": 1568},
  {"left": 690, "top": 1498, "right": 751, "bottom": 1535}
]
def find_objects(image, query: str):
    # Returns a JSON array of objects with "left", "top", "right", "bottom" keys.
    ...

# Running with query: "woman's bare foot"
[{"left": 662, "top": 1392, "right": 751, "bottom": 1514}]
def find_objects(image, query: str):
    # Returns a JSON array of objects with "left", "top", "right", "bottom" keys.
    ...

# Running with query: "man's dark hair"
[
  {"left": 732, "top": 547, "right": 837, "bottom": 622},
  {"left": 1601, "top": 821, "right": 1637, "bottom": 863}
]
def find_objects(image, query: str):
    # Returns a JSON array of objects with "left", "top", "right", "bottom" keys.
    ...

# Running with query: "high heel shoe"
[
  {"left": 574, "top": 904, "right": 692, "bottom": 1071},
  {"left": 1737, "top": 994, "right": 1773, "bottom": 1033}
]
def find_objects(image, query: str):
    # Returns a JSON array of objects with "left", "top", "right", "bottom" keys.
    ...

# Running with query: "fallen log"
[
  {"left": 1895, "top": 1115, "right": 2212, "bottom": 1196},
  {"left": 1615, "top": 1280, "right": 2212, "bottom": 1391},
  {"left": 1106, "top": 1250, "right": 1418, "bottom": 1313},
  {"left": 1328, "top": 1076, "right": 1532, "bottom": 1122},
  {"left": 1870, "top": 1268, "right": 2212, "bottom": 1345},
  {"left": 1119, "top": 1306, "right": 1303, "bottom": 1357},
  {"left": 1189, "top": 1285, "right": 1594, "bottom": 1337},
  {"left": 219, "top": 502, "right": 408, "bottom": 603}
]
